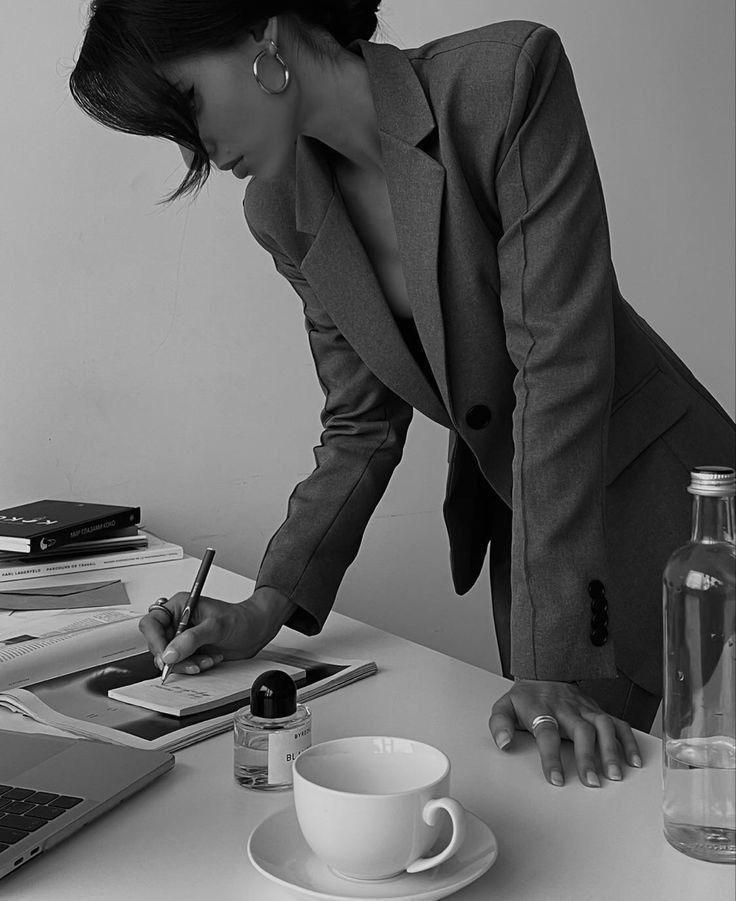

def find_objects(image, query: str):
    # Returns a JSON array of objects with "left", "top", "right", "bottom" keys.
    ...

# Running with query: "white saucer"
[{"left": 247, "top": 806, "right": 498, "bottom": 901}]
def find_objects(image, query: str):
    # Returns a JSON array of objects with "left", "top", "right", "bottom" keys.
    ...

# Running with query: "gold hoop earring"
[{"left": 253, "top": 41, "right": 290, "bottom": 95}]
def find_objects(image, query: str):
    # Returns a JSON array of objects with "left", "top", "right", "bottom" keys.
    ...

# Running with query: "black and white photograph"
[{"left": 1, "top": 1, "right": 734, "bottom": 897}]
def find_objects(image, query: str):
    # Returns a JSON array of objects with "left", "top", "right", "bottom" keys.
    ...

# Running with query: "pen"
[{"left": 160, "top": 547, "right": 216, "bottom": 685}]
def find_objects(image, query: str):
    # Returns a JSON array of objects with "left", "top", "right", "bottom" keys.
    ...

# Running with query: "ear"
[{"left": 249, "top": 16, "right": 279, "bottom": 47}]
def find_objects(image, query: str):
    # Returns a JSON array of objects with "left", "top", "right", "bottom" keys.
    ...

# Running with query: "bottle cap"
[
  {"left": 687, "top": 466, "right": 736, "bottom": 497},
  {"left": 250, "top": 669, "right": 297, "bottom": 718}
]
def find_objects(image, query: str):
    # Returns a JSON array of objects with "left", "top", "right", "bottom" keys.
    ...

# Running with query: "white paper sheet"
[{"left": 108, "top": 658, "right": 306, "bottom": 716}]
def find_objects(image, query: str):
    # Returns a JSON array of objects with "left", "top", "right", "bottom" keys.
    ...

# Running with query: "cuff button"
[
  {"left": 590, "top": 628, "right": 608, "bottom": 647},
  {"left": 591, "top": 597, "right": 608, "bottom": 616}
]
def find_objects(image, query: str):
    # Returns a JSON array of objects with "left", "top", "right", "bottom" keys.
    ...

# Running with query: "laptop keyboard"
[{"left": 0, "top": 785, "right": 83, "bottom": 852}]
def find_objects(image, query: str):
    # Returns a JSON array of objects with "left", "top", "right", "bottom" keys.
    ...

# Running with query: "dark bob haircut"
[{"left": 69, "top": 1, "right": 380, "bottom": 202}]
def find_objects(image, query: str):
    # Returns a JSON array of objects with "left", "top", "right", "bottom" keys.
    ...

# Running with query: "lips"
[
  {"left": 219, "top": 156, "right": 242, "bottom": 172},
  {"left": 233, "top": 158, "right": 250, "bottom": 179}
]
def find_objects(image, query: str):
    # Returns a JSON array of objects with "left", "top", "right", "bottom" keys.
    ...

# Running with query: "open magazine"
[{"left": 0, "top": 606, "right": 377, "bottom": 752}]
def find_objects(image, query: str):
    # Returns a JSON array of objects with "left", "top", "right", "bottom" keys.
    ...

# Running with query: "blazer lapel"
[
  {"left": 358, "top": 41, "right": 452, "bottom": 416},
  {"left": 379, "top": 134, "right": 449, "bottom": 411},
  {"left": 296, "top": 133, "right": 452, "bottom": 428}
]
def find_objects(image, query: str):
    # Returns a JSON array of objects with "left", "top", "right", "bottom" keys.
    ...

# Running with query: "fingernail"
[
  {"left": 587, "top": 770, "right": 601, "bottom": 787},
  {"left": 154, "top": 655, "right": 163, "bottom": 670},
  {"left": 607, "top": 764, "right": 622, "bottom": 781},
  {"left": 550, "top": 770, "right": 564, "bottom": 786},
  {"left": 199, "top": 657, "right": 212, "bottom": 668},
  {"left": 213, "top": 654, "right": 224, "bottom": 664},
  {"left": 185, "top": 665, "right": 199, "bottom": 674},
  {"left": 632, "top": 754, "right": 642, "bottom": 768},
  {"left": 162, "top": 648, "right": 178, "bottom": 664},
  {"left": 495, "top": 730, "right": 511, "bottom": 750}
]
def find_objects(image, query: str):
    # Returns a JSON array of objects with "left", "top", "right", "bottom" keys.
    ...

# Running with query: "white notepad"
[{"left": 108, "top": 658, "right": 306, "bottom": 716}]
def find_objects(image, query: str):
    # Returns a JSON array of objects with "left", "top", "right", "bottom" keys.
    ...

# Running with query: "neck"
[
  {"left": 293, "top": 45, "right": 383, "bottom": 174},
  {"left": 691, "top": 494, "right": 736, "bottom": 544}
]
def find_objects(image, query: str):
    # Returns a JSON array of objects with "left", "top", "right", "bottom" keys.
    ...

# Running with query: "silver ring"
[
  {"left": 531, "top": 715, "right": 559, "bottom": 732},
  {"left": 147, "top": 598, "right": 174, "bottom": 622}
]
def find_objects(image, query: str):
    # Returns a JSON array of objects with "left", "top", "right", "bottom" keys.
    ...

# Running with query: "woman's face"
[{"left": 162, "top": 37, "right": 300, "bottom": 181}]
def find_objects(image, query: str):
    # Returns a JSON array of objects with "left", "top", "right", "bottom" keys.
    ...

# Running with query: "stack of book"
[{"left": 0, "top": 499, "right": 183, "bottom": 582}]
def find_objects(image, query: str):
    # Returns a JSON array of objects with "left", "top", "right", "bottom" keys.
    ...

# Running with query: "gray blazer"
[{"left": 244, "top": 21, "right": 735, "bottom": 693}]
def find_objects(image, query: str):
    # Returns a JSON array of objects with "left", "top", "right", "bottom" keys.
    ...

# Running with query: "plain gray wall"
[{"left": 1, "top": 1, "right": 733, "bottom": 674}]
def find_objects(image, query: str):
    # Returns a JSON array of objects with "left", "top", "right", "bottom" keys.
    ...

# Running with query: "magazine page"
[
  {"left": 0, "top": 635, "right": 377, "bottom": 752},
  {"left": 0, "top": 607, "right": 144, "bottom": 691}
]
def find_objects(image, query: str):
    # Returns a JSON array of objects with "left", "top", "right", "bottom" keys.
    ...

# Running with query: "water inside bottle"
[{"left": 663, "top": 735, "right": 736, "bottom": 862}]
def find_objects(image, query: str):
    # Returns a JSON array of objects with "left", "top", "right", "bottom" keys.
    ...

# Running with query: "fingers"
[
  {"left": 491, "top": 681, "right": 646, "bottom": 789},
  {"left": 161, "top": 621, "right": 221, "bottom": 670},
  {"left": 580, "top": 711, "right": 622, "bottom": 781},
  {"left": 568, "top": 717, "right": 602, "bottom": 787},
  {"left": 530, "top": 720, "right": 564, "bottom": 786},
  {"left": 578, "top": 711, "right": 642, "bottom": 779},
  {"left": 141, "top": 591, "right": 290, "bottom": 676},
  {"left": 488, "top": 693, "right": 518, "bottom": 751},
  {"left": 138, "top": 614, "right": 171, "bottom": 660},
  {"left": 566, "top": 709, "right": 638, "bottom": 787},
  {"left": 140, "top": 593, "right": 225, "bottom": 674},
  {"left": 161, "top": 650, "right": 225, "bottom": 675},
  {"left": 491, "top": 688, "right": 566, "bottom": 786},
  {"left": 612, "top": 717, "right": 643, "bottom": 769},
  {"left": 138, "top": 594, "right": 184, "bottom": 659}
]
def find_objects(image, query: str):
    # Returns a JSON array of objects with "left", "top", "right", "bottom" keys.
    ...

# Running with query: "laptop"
[{"left": 0, "top": 729, "right": 174, "bottom": 879}]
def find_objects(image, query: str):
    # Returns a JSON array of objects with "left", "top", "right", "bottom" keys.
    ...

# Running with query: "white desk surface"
[{"left": 1, "top": 558, "right": 734, "bottom": 900}]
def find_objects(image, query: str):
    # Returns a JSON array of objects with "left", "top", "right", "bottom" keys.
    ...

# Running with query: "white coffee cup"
[{"left": 292, "top": 736, "right": 467, "bottom": 881}]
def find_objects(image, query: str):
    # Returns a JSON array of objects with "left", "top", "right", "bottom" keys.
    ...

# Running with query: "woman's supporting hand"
[
  {"left": 488, "top": 679, "right": 643, "bottom": 787},
  {"left": 138, "top": 586, "right": 297, "bottom": 675}
]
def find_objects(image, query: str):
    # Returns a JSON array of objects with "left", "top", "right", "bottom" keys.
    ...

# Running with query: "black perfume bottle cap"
[{"left": 250, "top": 669, "right": 297, "bottom": 718}]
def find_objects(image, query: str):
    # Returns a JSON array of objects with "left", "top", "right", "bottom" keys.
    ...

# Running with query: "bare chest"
[{"left": 334, "top": 168, "right": 412, "bottom": 320}]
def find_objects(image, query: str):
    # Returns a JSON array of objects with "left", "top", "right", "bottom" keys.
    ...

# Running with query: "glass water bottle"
[{"left": 662, "top": 465, "right": 736, "bottom": 863}]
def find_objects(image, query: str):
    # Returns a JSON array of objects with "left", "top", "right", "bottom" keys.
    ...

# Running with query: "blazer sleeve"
[
  {"left": 244, "top": 219, "right": 413, "bottom": 636},
  {"left": 494, "top": 25, "right": 618, "bottom": 681}
]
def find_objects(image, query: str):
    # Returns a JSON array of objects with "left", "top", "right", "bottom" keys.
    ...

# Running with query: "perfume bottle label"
[{"left": 267, "top": 722, "right": 312, "bottom": 784}]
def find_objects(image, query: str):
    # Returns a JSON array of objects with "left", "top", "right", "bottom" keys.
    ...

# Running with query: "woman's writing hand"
[
  {"left": 138, "top": 587, "right": 297, "bottom": 675},
  {"left": 488, "top": 679, "right": 643, "bottom": 787}
]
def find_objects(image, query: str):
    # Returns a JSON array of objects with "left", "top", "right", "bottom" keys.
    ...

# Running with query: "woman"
[{"left": 70, "top": 1, "right": 734, "bottom": 788}]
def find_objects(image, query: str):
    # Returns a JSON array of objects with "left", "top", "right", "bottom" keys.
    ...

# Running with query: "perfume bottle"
[{"left": 233, "top": 669, "right": 312, "bottom": 791}]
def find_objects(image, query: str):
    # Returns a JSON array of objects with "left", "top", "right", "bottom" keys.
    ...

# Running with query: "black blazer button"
[
  {"left": 588, "top": 580, "right": 606, "bottom": 600},
  {"left": 465, "top": 405, "right": 492, "bottom": 429},
  {"left": 590, "top": 628, "right": 608, "bottom": 647}
]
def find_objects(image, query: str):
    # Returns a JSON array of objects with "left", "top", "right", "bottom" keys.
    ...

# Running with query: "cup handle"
[{"left": 405, "top": 797, "right": 467, "bottom": 874}]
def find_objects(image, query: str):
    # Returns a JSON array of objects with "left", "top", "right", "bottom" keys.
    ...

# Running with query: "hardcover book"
[
  {"left": 0, "top": 532, "right": 182, "bottom": 582},
  {"left": 0, "top": 527, "right": 146, "bottom": 562},
  {"left": 0, "top": 500, "right": 141, "bottom": 554}
]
